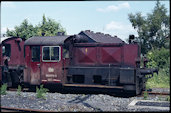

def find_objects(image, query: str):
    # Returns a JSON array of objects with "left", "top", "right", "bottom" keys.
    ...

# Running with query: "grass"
[
  {"left": 143, "top": 90, "right": 148, "bottom": 100},
  {"left": 0, "top": 84, "right": 7, "bottom": 95},
  {"left": 165, "top": 96, "right": 170, "bottom": 101},
  {"left": 17, "top": 85, "right": 22, "bottom": 96},
  {"left": 36, "top": 85, "right": 49, "bottom": 99},
  {"left": 146, "top": 70, "right": 170, "bottom": 89}
]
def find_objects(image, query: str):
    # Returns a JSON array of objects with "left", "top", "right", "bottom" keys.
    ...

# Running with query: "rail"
[
  {"left": 136, "top": 90, "right": 170, "bottom": 97},
  {"left": 144, "top": 91, "right": 170, "bottom": 96},
  {"left": 1, "top": 106, "right": 56, "bottom": 112}
]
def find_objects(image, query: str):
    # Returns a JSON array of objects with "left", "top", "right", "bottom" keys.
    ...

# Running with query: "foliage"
[
  {"left": 6, "top": 14, "right": 66, "bottom": 40},
  {"left": 146, "top": 70, "right": 170, "bottom": 88},
  {"left": 17, "top": 85, "right": 22, "bottom": 96},
  {"left": 147, "top": 47, "right": 170, "bottom": 70},
  {"left": 146, "top": 47, "right": 170, "bottom": 88},
  {"left": 36, "top": 85, "right": 49, "bottom": 99},
  {"left": 36, "top": 14, "right": 66, "bottom": 36},
  {"left": 128, "top": 0, "right": 170, "bottom": 54},
  {"left": 128, "top": 1, "right": 170, "bottom": 89},
  {"left": 143, "top": 90, "right": 148, "bottom": 100},
  {"left": 6, "top": 19, "right": 37, "bottom": 40},
  {"left": 165, "top": 96, "right": 170, "bottom": 101},
  {"left": 0, "top": 84, "right": 7, "bottom": 95}
]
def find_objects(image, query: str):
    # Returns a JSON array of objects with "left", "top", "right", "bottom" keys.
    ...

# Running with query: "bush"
[
  {"left": 165, "top": 96, "right": 170, "bottom": 101},
  {"left": 0, "top": 84, "right": 7, "bottom": 95},
  {"left": 36, "top": 85, "right": 49, "bottom": 99},
  {"left": 147, "top": 47, "right": 170, "bottom": 71},
  {"left": 146, "top": 47, "right": 170, "bottom": 88},
  {"left": 143, "top": 90, "right": 148, "bottom": 100},
  {"left": 17, "top": 85, "right": 22, "bottom": 96},
  {"left": 146, "top": 70, "right": 170, "bottom": 88}
]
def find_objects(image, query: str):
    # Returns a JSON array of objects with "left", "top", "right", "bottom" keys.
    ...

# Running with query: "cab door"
[
  {"left": 30, "top": 46, "right": 41, "bottom": 85},
  {"left": 41, "top": 46, "right": 63, "bottom": 84}
]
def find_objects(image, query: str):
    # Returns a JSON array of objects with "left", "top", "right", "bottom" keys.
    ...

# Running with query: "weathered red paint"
[
  {"left": 24, "top": 46, "right": 31, "bottom": 84},
  {"left": 71, "top": 43, "right": 139, "bottom": 67},
  {"left": 2, "top": 38, "right": 25, "bottom": 68},
  {"left": 24, "top": 45, "right": 65, "bottom": 85},
  {"left": 99, "top": 46, "right": 122, "bottom": 64},
  {"left": 30, "top": 59, "right": 41, "bottom": 85},
  {"left": 62, "top": 58, "right": 70, "bottom": 83},
  {"left": 123, "top": 44, "right": 139, "bottom": 67},
  {"left": 0, "top": 37, "right": 24, "bottom": 85},
  {"left": 73, "top": 46, "right": 97, "bottom": 65},
  {"left": 0, "top": 37, "right": 24, "bottom": 68}
]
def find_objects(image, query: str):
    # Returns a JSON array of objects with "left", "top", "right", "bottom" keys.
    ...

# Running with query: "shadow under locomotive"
[{"left": 42, "top": 83, "right": 136, "bottom": 97}]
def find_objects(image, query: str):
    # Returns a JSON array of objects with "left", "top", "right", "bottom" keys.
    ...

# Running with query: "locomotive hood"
[
  {"left": 79, "top": 30, "right": 125, "bottom": 44},
  {"left": 64, "top": 30, "right": 125, "bottom": 44}
]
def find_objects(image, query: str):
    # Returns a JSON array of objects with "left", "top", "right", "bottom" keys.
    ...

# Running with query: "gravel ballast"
[{"left": 1, "top": 89, "right": 170, "bottom": 112}]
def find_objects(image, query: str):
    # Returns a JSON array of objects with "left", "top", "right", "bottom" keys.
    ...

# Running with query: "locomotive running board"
[{"left": 63, "top": 84, "right": 123, "bottom": 89}]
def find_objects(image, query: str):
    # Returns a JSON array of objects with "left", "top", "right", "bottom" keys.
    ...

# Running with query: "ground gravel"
[{"left": 1, "top": 88, "right": 170, "bottom": 112}]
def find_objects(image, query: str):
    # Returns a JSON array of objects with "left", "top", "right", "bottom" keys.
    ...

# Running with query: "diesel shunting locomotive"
[{"left": 0, "top": 30, "right": 158, "bottom": 95}]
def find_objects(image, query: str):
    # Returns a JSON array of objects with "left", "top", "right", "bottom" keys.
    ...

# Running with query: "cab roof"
[
  {"left": 24, "top": 36, "right": 71, "bottom": 46},
  {"left": 0, "top": 37, "right": 22, "bottom": 44},
  {"left": 0, "top": 37, "right": 11, "bottom": 44}
]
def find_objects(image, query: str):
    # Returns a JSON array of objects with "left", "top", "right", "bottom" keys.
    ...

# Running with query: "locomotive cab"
[
  {"left": 0, "top": 37, "right": 25, "bottom": 87},
  {"left": 24, "top": 36, "right": 70, "bottom": 88}
]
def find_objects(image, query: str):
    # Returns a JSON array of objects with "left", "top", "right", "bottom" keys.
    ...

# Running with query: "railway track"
[
  {"left": 1, "top": 88, "right": 170, "bottom": 112},
  {"left": 137, "top": 90, "right": 170, "bottom": 98},
  {"left": 7, "top": 87, "right": 170, "bottom": 96},
  {"left": 146, "top": 91, "right": 170, "bottom": 96},
  {"left": 1, "top": 106, "right": 56, "bottom": 112}
]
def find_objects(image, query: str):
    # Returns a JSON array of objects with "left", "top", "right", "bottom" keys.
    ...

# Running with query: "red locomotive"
[
  {"left": 1, "top": 30, "right": 158, "bottom": 95},
  {"left": 23, "top": 30, "right": 157, "bottom": 95},
  {"left": 0, "top": 36, "right": 25, "bottom": 87}
]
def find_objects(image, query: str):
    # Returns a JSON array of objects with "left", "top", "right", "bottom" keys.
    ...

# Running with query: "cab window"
[
  {"left": 2, "top": 44, "right": 11, "bottom": 57},
  {"left": 42, "top": 46, "right": 61, "bottom": 62},
  {"left": 43, "top": 47, "right": 50, "bottom": 60},
  {"left": 63, "top": 48, "right": 69, "bottom": 59},
  {"left": 31, "top": 46, "right": 40, "bottom": 62}
]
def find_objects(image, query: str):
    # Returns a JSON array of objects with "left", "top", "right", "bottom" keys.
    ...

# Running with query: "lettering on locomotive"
[
  {"left": 45, "top": 74, "right": 57, "bottom": 78},
  {"left": 48, "top": 67, "right": 54, "bottom": 73}
]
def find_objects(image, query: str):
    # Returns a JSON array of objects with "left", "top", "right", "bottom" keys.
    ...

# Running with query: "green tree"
[
  {"left": 6, "top": 14, "right": 66, "bottom": 39},
  {"left": 128, "top": 0, "right": 170, "bottom": 54},
  {"left": 6, "top": 19, "right": 37, "bottom": 40},
  {"left": 36, "top": 14, "right": 66, "bottom": 36},
  {"left": 147, "top": 47, "right": 170, "bottom": 74}
]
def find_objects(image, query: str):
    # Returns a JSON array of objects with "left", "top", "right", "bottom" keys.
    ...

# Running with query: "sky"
[{"left": 1, "top": 1, "right": 170, "bottom": 41}]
